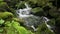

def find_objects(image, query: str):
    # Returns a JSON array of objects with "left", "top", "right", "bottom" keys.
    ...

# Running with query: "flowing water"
[{"left": 16, "top": 3, "right": 54, "bottom": 32}]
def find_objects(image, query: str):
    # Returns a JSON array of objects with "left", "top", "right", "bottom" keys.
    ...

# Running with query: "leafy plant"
[
  {"left": 4, "top": 20, "right": 33, "bottom": 34},
  {"left": 0, "top": 19, "right": 4, "bottom": 25}
]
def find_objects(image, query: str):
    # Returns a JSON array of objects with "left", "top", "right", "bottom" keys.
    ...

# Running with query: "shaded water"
[{"left": 16, "top": 3, "right": 54, "bottom": 32}]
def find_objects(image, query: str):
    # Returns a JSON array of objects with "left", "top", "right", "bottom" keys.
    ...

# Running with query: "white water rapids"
[{"left": 16, "top": 3, "right": 54, "bottom": 32}]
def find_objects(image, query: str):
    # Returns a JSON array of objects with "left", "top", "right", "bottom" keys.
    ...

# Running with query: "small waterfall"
[
  {"left": 43, "top": 17, "right": 54, "bottom": 32},
  {"left": 16, "top": 3, "right": 54, "bottom": 32},
  {"left": 16, "top": 3, "right": 32, "bottom": 18},
  {"left": 25, "top": 3, "right": 30, "bottom": 8}
]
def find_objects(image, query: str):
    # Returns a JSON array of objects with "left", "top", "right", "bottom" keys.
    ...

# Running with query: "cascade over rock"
[{"left": 16, "top": 3, "right": 54, "bottom": 32}]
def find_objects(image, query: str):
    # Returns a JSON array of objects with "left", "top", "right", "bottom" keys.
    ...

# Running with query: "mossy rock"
[
  {"left": 32, "top": 7, "right": 43, "bottom": 13},
  {"left": 0, "top": 12, "right": 14, "bottom": 19}
]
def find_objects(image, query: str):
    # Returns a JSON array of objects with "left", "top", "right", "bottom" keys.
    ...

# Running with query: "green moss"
[{"left": 0, "top": 12, "right": 14, "bottom": 19}]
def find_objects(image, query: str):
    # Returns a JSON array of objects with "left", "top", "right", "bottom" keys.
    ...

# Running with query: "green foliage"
[
  {"left": 0, "top": 19, "right": 4, "bottom": 25},
  {"left": 12, "top": 21, "right": 30, "bottom": 34},
  {"left": 0, "top": 1, "right": 7, "bottom": 9},
  {"left": 0, "top": 28, "right": 3, "bottom": 33},
  {"left": 35, "top": 0, "right": 49, "bottom": 6},
  {"left": 4, "top": 20, "right": 33, "bottom": 34},
  {"left": 49, "top": 7, "right": 59, "bottom": 18},
  {"left": 5, "top": 0, "right": 20, "bottom": 8},
  {"left": 56, "top": 16, "right": 60, "bottom": 25},
  {"left": 0, "top": 2, "right": 6, "bottom": 7},
  {"left": 47, "top": 19, "right": 55, "bottom": 26},
  {"left": 26, "top": 0, "right": 50, "bottom": 8},
  {"left": 16, "top": 1, "right": 26, "bottom": 9},
  {"left": 36, "top": 23, "right": 55, "bottom": 34},
  {"left": 32, "top": 7, "right": 44, "bottom": 16}
]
